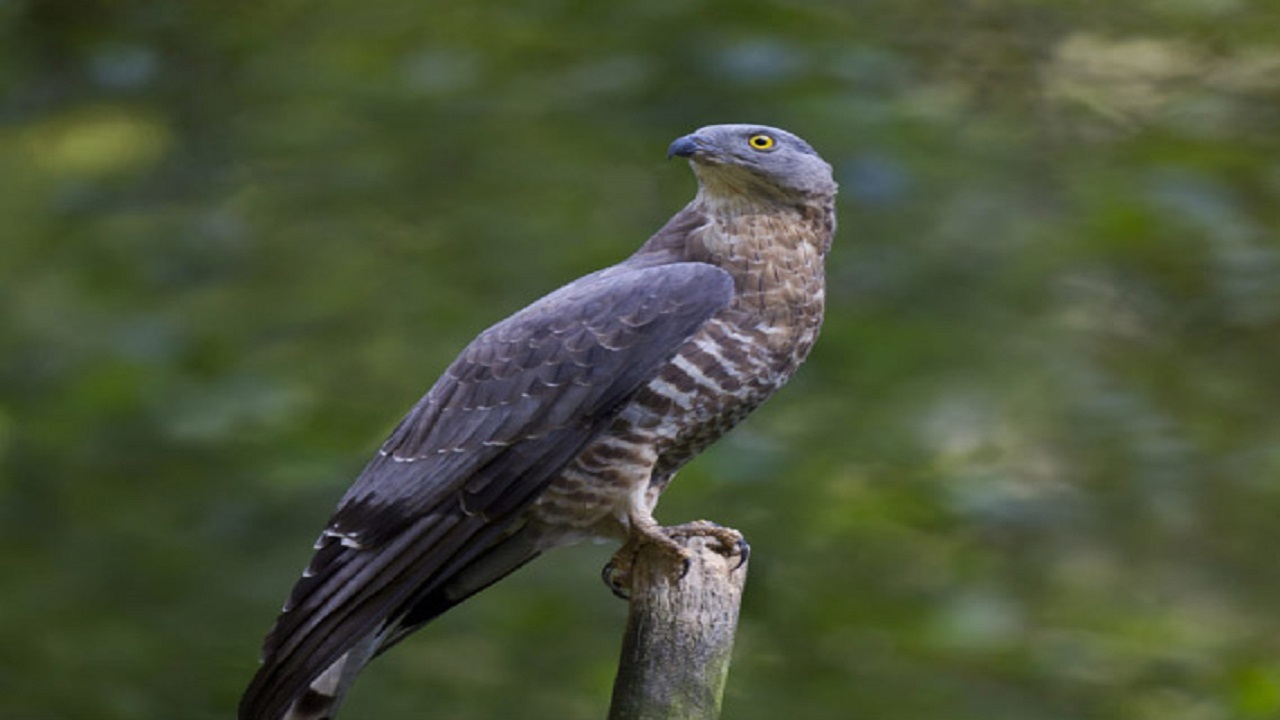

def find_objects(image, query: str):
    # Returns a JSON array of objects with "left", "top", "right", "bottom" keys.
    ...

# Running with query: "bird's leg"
[
  {"left": 602, "top": 510, "right": 683, "bottom": 600},
  {"left": 601, "top": 515, "right": 749, "bottom": 600}
]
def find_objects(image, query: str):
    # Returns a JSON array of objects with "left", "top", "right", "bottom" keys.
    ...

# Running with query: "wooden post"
[{"left": 607, "top": 528, "right": 749, "bottom": 720}]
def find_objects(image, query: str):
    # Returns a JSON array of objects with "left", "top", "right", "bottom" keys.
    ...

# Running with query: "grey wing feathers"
[{"left": 239, "top": 261, "right": 733, "bottom": 720}]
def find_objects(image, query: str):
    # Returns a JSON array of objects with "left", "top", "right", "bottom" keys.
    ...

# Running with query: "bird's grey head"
[{"left": 668, "top": 124, "right": 836, "bottom": 202}]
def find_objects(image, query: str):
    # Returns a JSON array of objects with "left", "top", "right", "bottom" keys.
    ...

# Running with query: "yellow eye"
[{"left": 748, "top": 134, "right": 776, "bottom": 151}]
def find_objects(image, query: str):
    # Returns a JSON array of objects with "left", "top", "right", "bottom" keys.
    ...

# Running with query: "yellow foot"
[
  {"left": 664, "top": 520, "right": 751, "bottom": 567},
  {"left": 601, "top": 519, "right": 749, "bottom": 600}
]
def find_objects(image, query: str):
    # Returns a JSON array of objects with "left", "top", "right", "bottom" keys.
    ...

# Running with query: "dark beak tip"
[{"left": 667, "top": 135, "right": 699, "bottom": 160}]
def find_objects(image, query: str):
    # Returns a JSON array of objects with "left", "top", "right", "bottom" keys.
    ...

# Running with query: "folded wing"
[{"left": 239, "top": 261, "right": 734, "bottom": 720}]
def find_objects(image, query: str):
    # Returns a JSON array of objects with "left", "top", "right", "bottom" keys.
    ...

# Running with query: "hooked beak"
[{"left": 666, "top": 134, "right": 706, "bottom": 160}]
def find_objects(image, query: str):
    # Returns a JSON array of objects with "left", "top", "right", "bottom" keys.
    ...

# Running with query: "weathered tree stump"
[{"left": 607, "top": 527, "right": 749, "bottom": 720}]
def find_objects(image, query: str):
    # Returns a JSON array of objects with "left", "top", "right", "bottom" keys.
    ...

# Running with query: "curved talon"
[
  {"left": 601, "top": 560, "right": 631, "bottom": 600},
  {"left": 731, "top": 537, "right": 751, "bottom": 570}
]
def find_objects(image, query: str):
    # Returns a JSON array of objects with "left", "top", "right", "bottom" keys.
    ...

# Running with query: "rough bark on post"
[{"left": 607, "top": 527, "right": 749, "bottom": 720}]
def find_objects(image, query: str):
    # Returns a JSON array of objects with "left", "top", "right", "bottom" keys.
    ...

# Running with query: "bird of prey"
[{"left": 240, "top": 123, "right": 837, "bottom": 720}]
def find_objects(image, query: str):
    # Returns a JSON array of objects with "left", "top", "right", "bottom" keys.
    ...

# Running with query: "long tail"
[
  {"left": 244, "top": 528, "right": 542, "bottom": 720},
  {"left": 279, "top": 634, "right": 379, "bottom": 720}
]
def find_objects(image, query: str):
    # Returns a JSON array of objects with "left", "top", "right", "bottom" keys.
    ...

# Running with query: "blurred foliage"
[{"left": 3, "top": 1, "right": 1280, "bottom": 718}]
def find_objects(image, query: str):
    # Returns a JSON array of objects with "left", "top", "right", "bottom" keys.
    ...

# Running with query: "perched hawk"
[{"left": 240, "top": 124, "right": 837, "bottom": 720}]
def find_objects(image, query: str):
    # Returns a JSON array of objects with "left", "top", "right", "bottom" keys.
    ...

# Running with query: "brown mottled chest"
[
  {"left": 529, "top": 200, "right": 832, "bottom": 537},
  {"left": 626, "top": 206, "right": 830, "bottom": 476}
]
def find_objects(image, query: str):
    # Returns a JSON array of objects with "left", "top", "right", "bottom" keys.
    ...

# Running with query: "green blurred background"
[{"left": 4, "top": 1, "right": 1280, "bottom": 718}]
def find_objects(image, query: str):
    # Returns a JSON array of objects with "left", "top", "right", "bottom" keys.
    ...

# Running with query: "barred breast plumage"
[{"left": 530, "top": 198, "right": 833, "bottom": 541}]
